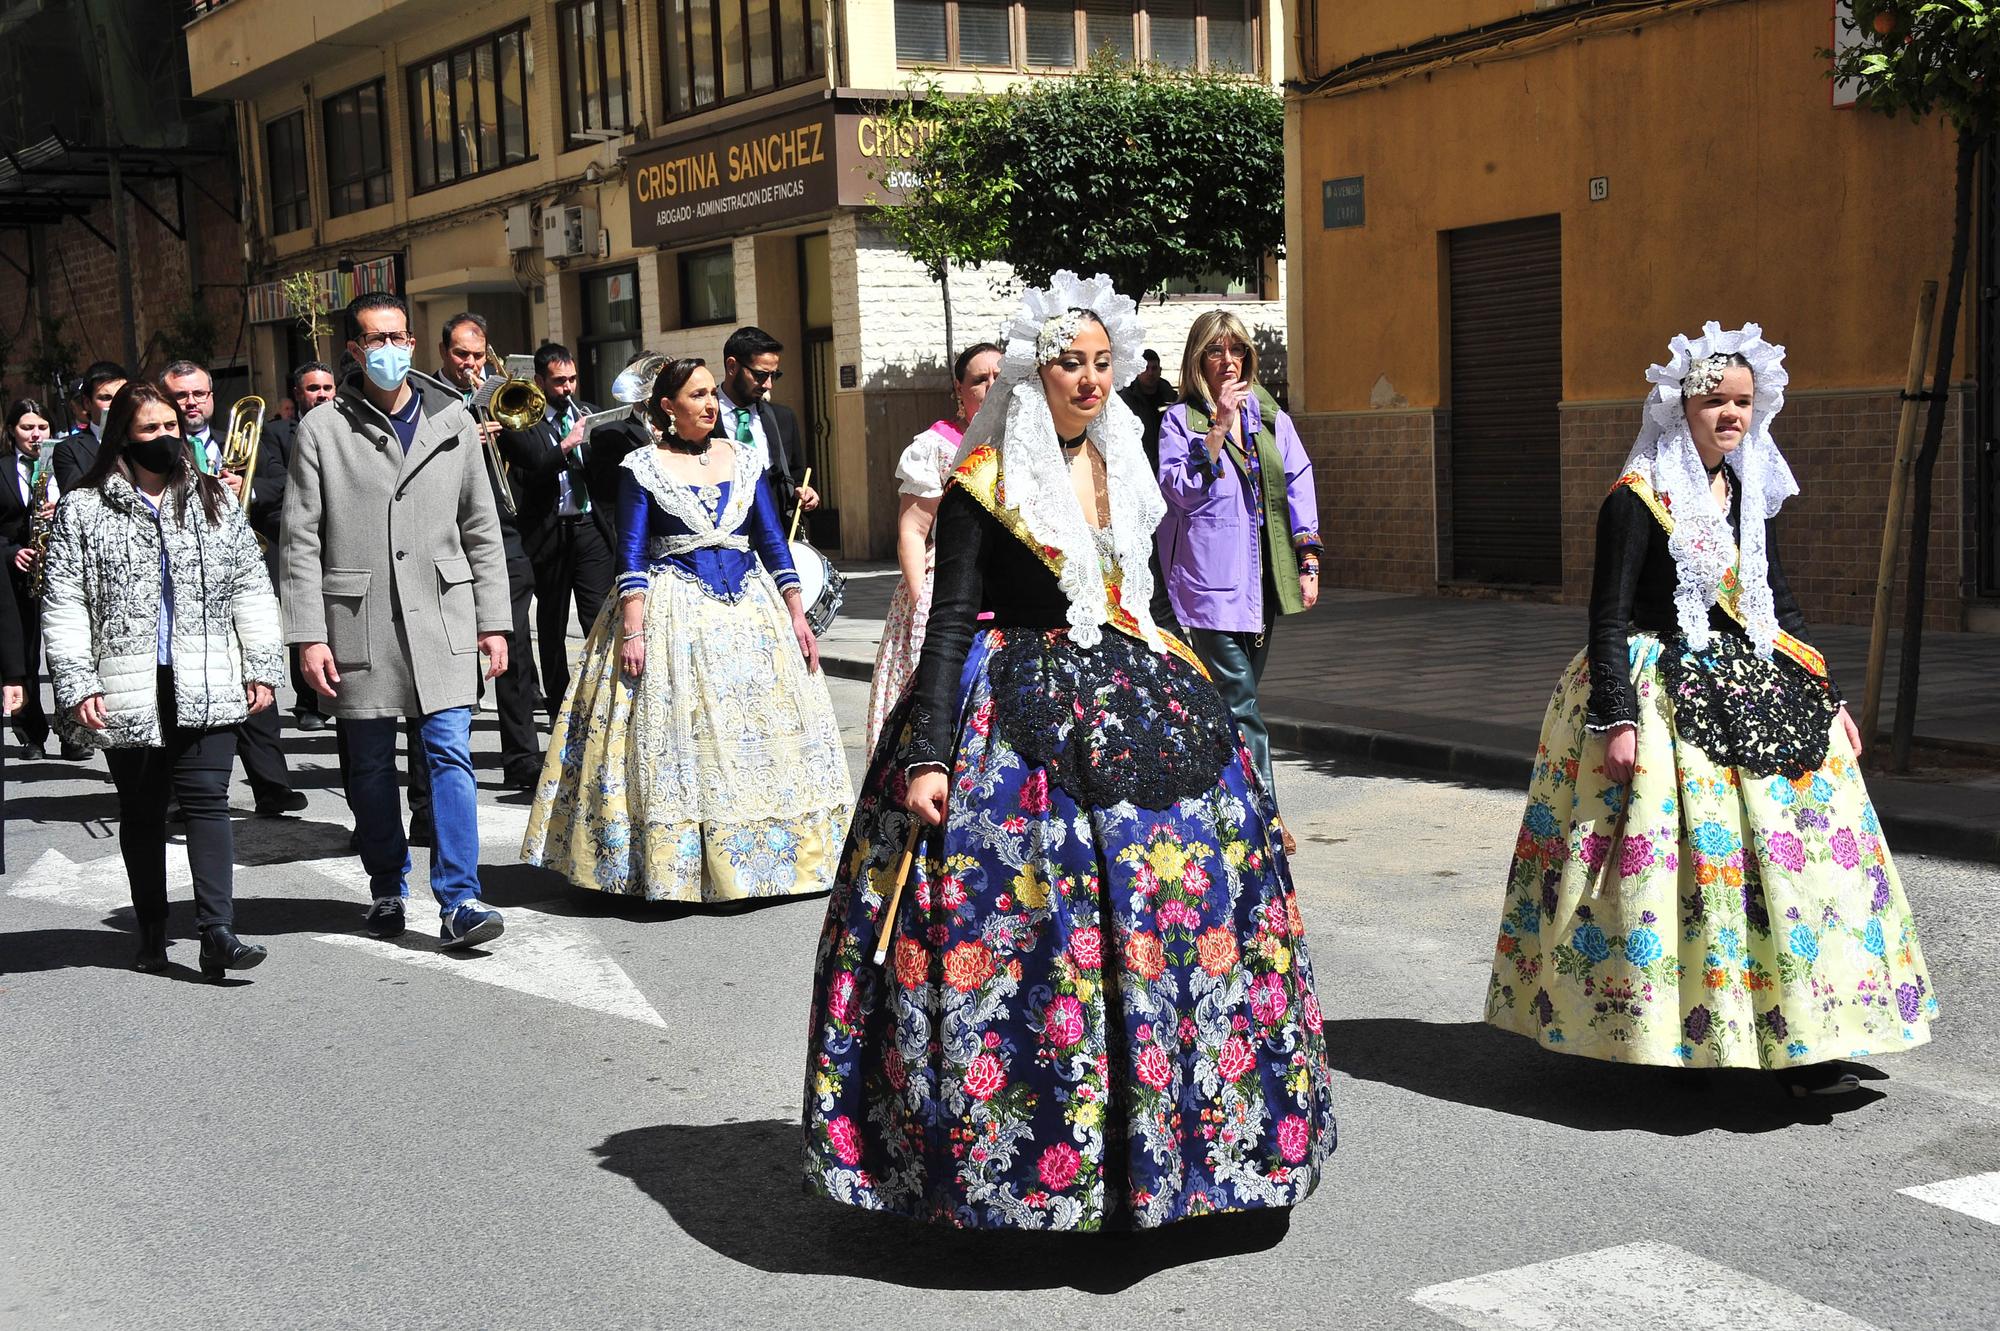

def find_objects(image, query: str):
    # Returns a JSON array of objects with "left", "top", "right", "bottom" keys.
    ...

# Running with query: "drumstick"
[
  {"left": 871, "top": 822, "right": 924, "bottom": 967},
  {"left": 789, "top": 467, "right": 813, "bottom": 543}
]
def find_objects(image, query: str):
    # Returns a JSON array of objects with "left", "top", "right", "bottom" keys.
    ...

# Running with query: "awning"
[{"left": 0, "top": 133, "right": 231, "bottom": 237}]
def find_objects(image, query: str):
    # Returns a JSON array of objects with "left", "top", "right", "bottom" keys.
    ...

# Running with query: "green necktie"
[{"left": 734, "top": 405, "right": 753, "bottom": 444}]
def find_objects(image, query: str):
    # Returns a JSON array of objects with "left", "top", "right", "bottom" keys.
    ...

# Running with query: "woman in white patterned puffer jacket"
[{"left": 43, "top": 382, "right": 285, "bottom": 981}]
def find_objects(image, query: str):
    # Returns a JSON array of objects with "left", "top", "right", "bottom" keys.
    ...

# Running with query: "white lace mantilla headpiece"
[
  {"left": 954, "top": 270, "right": 1163, "bottom": 651},
  {"left": 1619, "top": 321, "right": 1797, "bottom": 657}
]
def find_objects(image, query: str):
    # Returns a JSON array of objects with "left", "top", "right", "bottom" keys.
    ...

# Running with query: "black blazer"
[
  {"left": 0, "top": 452, "right": 39, "bottom": 563},
  {"left": 499, "top": 398, "right": 599, "bottom": 562},
  {"left": 246, "top": 418, "right": 295, "bottom": 584},
  {"left": 582, "top": 415, "right": 651, "bottom": 554},
  {"left": 51, "top": 428, "right": 100, "bottom": 491},
  {"left": 711, "top": 397, "right": 805, "bottom": 513},
  {"left": 0, "top": 559, "right": 22, "bottom": 678}
]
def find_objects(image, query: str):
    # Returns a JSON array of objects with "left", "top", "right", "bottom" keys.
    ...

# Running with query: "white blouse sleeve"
[{"left": 894, "top": 429, "right": 951, "bottom": 499}]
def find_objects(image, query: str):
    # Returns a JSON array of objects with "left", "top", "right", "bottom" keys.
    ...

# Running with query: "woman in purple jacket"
[{"left": 1156, "top": 311, "right": 1320, "bottom": 852}]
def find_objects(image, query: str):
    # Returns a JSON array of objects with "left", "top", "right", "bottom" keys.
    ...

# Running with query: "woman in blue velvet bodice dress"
[{"left": 523, "top": 357, "right": 853, "bottom": 902}]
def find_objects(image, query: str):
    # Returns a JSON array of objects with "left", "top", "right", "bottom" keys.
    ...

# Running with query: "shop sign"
[
  {"left": 630, "top": 104, "right": 841, "bottom": 248},
  {"left": 1321, "top": 176, "right": 1364, "bottom": 230},
  {"left": 247, "top": 255, "right": 399, "bottom": 325}
]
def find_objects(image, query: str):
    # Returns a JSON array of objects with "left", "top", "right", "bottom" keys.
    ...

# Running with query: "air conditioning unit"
[
  {"left": 504, "top": 203, "right": 537, "bottom": 252},
  {"left": 542, "top": 204, "right": 598, "bottom": 260}
]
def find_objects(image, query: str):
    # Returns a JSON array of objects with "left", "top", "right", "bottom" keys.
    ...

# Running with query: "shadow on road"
[
  {"left": 594, "top": 1118, "right": 1291, "bottom": 1291},
  {"left": 1328, "top": 1017, "right": 1883, "bottom": 1132}
]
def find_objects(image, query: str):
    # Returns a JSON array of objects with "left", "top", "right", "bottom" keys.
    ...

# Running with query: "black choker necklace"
[
  {"left": 1058, "top": 430, "right": 1087, "bottom": 453},
  {"left": 663, "top": 433, "right": 714, "bottom": 467},
  {"left": 1704, "top": 456, "right": 1727, "bottom": 478}
]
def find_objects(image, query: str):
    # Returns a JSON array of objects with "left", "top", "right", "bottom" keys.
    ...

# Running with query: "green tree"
[
  {"left": 990, "top": 59, "right": 1285, "bottom": 300},
  {"left": 865, "top": 81, "right": 1018, "bottom": 368},
  {"left": 871, "top": 60, "right": 1286, "bottom": 365},
  {"left": 1829, "top": 1, "right": 1999, "bottom": 770}
]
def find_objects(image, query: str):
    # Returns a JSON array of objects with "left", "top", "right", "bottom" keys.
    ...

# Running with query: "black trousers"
[
  {"left": 7, "top": 578, "right": 47, "bottom": 746},
  {"left": 496, "top": 554, "right": 540, "bottom": 780},
  {"left": 234, "top": 695, "right": 291, "bottom": 799},
  {"left": 104, "top": 670, "right": 239, "bottom": 930},
  {"left": 291, "top": 645, "right": 321, "bottom": 717},
  {"left": 532, "top": 515, "right": 615, "bottom": 710}
]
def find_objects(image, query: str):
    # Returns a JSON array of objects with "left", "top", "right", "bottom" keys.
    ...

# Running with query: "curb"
[{"left": 822, "top": 650, "right": 2000, "bottom": 867}]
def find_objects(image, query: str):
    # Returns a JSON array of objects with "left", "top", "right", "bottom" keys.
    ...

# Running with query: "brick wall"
[
  {"left": 0, "top": 156, "right": 247, "bottom": 398},
  {"left": 1291, "top": 408, "right": 1442, "bottom": 593}
]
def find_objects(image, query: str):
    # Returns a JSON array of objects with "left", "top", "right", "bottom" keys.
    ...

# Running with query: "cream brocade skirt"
[{"left": 522, "top": 566, "right": 855, "bottom": 902}]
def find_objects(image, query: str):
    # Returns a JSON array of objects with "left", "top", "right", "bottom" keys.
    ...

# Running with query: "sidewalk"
[{"left": 819, "top": 565, "right": 2000, "bottom": 864}]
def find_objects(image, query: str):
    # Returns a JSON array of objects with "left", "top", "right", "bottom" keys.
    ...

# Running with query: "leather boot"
[
  {"left": 198, "top": 926, "right": 268, "bottom": 981},
  {"left": 132, "top": 917, "right": 169, "bottom": 974}
]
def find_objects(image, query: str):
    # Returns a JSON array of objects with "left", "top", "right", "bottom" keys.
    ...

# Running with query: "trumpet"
[
  {"left": 468, "top": 349, "right": 543, "bottom": 515},
  {"left": 219, "top": 394, "right": 265, "bottom": 514}
]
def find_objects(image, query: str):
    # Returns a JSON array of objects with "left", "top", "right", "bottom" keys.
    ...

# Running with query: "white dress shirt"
[{"left": 716, "top": 390, "right": 771, "bottom": 473}]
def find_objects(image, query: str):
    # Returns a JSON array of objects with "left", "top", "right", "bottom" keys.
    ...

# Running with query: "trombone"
[{"left": 468, "top": 348, "right": 545, "bottom": 515}]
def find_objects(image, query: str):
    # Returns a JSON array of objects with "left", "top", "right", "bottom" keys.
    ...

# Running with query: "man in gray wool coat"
[{"left": 282, "top": 291, "right": 514, "bottom": 950}]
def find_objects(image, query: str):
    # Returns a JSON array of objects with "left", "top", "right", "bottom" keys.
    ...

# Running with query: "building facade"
[
  {"left": 1283, "top": 0, "right": 1996, "bottom": 630},
  {"left": 187, "top": 0, "right": 1289, "bottom": 558}
]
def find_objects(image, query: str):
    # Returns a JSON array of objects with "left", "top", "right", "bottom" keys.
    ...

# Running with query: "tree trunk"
[
  {"left": 1889, "top": 127, "right": 1980, "bottom": 772},
  {"left": 941, "top": 266, "right": 956, "bottom": 378}
]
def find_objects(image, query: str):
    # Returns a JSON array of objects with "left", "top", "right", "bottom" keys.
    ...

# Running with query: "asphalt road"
[{"left": 2, "top": 677, "right": 1995, "bottom": 1330}]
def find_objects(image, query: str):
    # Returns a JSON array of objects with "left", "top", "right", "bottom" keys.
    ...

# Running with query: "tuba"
[{"left": 219, "top": 394, "right": 265, "bottom": 517}]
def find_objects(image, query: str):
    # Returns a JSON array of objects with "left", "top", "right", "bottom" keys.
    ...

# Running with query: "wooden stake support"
[{"left": 1860, "top": 282, "right": 1939, "bottom": 753}]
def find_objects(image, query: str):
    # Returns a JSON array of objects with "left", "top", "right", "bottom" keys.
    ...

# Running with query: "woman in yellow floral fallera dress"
[
  {"left": 522, "top": 356, "right": 852, "bottom": 902},
  {"left": 1485, "top": 323, "right": 1936, "bottom": 1097}
]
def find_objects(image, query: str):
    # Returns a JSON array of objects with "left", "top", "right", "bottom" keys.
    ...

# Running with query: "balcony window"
[
  {"left": 559, "top": 0, "right": 631, "bottom": 148},
  {"left": 321, "top": 80, "right": 391, "bottom": 218},
  {"left": 892, "top": 0, "right": 1256, "bottom": 71},
  {"left": 264, "top": 111, "right": 309, "bottom": 235},
  {"left": 408, "top": 24, "right": 534, "bottom": 192},
  {"left": 660, "top": 0, "right": 824, "bottom": 120},
  {"left": 679, "top": 246, "right": 737, "bottom": 326}
]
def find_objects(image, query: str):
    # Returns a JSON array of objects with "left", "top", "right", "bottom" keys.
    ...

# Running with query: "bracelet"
[{"left": 621, "top": 630, "right": 644, "bottom": 641}]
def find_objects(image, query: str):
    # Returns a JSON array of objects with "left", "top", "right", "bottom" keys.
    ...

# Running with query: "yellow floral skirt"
[{"left": 522, "top": 567, "right": 854, "bottom": 902}]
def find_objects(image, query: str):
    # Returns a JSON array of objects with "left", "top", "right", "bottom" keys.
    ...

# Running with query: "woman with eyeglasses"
[
  {"left": 1155, "top": 312, "right": 1321, "bottom": 853},
  {"left": 42, "top": 382, "right": 284, "bottom": 979}
]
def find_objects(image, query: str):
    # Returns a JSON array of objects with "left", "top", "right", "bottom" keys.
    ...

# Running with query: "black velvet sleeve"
[
  {"left": 1586, "top": 487, "right": 1652, "bottom": 730},
  {"left": 1763, "top": 519, "right": 1842, "bottom": 704},
  {"left": 904, "top": 485, "right": 990, "bottom": 770}
]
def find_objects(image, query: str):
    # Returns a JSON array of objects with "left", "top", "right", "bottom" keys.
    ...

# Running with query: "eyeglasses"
[
  {"left": 746, "top": 368, "right": 783, "bottom": 384},
  {"left": 357, "top": 332, "right": 416, "bottom": 350},
  {"left": 1202, "top": 343, "right": 1249, "bottom": 363},
  {"left": 169, "top": 388, "right": 213, "bottom": 402}
]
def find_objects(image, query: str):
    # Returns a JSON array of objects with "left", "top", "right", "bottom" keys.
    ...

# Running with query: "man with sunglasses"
[
  {"left": 713, "top": 326, "right": 818, "bottom": 522},
  {"left": 498, "top": 343, "right": 613, "bottom": 713}
]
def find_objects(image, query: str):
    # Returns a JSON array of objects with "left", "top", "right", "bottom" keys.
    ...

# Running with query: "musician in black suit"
[
  {"left": 498, "top": 343, "right": 616, "bottom": 711},
  {"left": 712, "top": 327, "right": 819, "bottom": 521},
  {"left": 1, "top": 398, "right": 57, "bottom": 754},
  {"left": 251, "top": 361, "right": 338, "bottom": 730},
  {"left": 50, "top": 363, "right": 129, "bottom": 492}
]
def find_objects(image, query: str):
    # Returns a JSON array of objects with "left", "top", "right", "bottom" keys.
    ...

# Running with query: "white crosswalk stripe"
[
  {"left": 1899, "top": 1172, "right": 2000, "bottom": 1228},
  {"left": 1409, "top": 1240, "right": 1886, "bottom": 1331}
]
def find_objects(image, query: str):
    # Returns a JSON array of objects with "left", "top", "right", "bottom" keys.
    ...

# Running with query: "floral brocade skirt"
[
  {"left": 1485, "top": 634, "right": 1937, "bottom": 1069},
  {"left": 521, "top": 566, "right": 853, "bottom": 902},
  {"left": 803, "top": 627, "right": 1337, "bottom": 1231}
]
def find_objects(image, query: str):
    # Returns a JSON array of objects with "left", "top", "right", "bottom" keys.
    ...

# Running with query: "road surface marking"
[
  {"left": 1899, "top": 1172, "right": 2000, "bottom": 1228},
  {"left": 1410, "top": 1240, "right": 1885, "bottom": 1331}
]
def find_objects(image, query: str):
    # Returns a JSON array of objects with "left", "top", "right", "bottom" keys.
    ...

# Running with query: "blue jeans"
[
  {"left": 344, "top": 707, "right": 481, "bottom": 914},
  {"left": 1188, "top": 620, "right": 1276, "bottom": 799}
]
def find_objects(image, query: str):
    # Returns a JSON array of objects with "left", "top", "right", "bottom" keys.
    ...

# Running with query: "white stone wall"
[{"left": 844, "top": 220, "right": 1291, "bottom": 398}]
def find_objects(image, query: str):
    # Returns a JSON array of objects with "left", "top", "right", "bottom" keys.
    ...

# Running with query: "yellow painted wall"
[
  {"left": 1302, "top": 0, "right": 1537, "bottom": 75},
  {"left": 1289, "top": 0, "right": 1961, "bottom": 412}
]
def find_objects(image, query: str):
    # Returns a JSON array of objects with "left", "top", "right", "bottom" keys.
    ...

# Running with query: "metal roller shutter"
[{"left": 1446, "top": 214, "right": 1563, "bottom": 586}]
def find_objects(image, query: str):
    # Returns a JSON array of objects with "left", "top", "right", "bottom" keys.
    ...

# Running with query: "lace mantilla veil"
[
  {"left": 952, "top": 270, "right": 1166, "bottom": 651},
  {"left": 1618, "top": 321, "right": 1798, "bottom": 658}
]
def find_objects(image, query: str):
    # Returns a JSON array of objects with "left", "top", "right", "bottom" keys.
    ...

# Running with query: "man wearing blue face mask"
[{"left": 280, "top": 292, "right": 514, "bottom": 951}]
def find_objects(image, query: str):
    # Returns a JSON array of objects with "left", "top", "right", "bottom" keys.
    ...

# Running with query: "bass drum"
[{"left": 790, "top": 540, "right": 846, "bottom": 637}]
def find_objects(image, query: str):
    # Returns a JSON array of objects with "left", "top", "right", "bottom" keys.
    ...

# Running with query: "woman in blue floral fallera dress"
[
  {"left": 801, "top": 273, "right": 1336, "bottom": 1231},
  {"left": 1484, "top": 324, "right": 1936, "bottom": 1097}
]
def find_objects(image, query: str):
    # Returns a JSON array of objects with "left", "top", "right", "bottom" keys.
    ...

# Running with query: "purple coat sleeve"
[
  {"left": 1274, "top": 408, "right": 1321, "bottom": 549},
  {"left": 1156, "top": 403, "right": 1217, "bottom": 509}
]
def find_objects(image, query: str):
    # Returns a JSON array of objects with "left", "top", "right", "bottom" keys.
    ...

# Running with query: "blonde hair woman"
[{"left": 1155, "top": 310, "right": 1321, "bottom": 852}]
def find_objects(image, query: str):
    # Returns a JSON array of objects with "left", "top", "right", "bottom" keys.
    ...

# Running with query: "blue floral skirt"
[
  {"left": 802, "top": 627, "right": 1337, "bottom": 1230},
  {"left": 1486, "top": 636, "right": 1937, "bottom": 1068}
]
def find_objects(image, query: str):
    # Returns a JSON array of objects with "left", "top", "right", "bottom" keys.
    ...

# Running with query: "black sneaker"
[
  {"left": 294, "top": 711, "right": 329, "bottom": 732},
  {"left": 255, "top": 789, "right": 309, "bottom": 817},
  {"left": 362, "top": 897, "right": 407, "bottom": 939}
]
